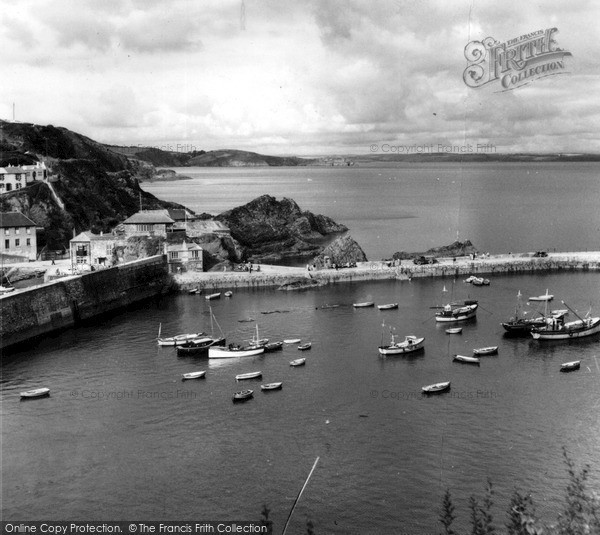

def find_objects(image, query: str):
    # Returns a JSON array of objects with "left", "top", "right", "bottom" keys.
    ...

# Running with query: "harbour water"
[
  {"left": 141, "top": 162, "right": 600, "bottom": 260},
  {"left": 2, "top": 270, "right": 599, "bottom": 533}
]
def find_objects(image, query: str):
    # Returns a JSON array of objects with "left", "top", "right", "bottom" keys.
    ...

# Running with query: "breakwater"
[
  {"left": 0, "top": 255, "right": 170, "bottom": 351},
  {"left": 174, "top": 251, "right": 600, "bottom": 292}
]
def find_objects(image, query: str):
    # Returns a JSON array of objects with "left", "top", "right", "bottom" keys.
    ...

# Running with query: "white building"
[{"left": 0, "top": 162, "right": 47, "bottom": 193}]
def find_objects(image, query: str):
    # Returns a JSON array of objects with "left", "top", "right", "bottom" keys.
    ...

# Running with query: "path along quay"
[{"left": 174, "top": 251, "right": 600, "bottom": 292}]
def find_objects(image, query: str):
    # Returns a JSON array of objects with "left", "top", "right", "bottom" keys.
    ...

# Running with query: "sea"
[{"left": 2, "top": 163, "right": 600, "bottom": 534}]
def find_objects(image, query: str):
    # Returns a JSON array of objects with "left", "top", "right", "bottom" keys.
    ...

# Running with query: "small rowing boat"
[
  {"left": 233, "top": 390, "right": 253, "bottom": 402},
  {"left": 353, "top": 301, "right": 374, "bottom": 308},
  {"left": 377, "top": 303, "right": 398, "bottom": 310},
  {"left": 224, "top": 291, "right": 233, "bottom": 297},
  {"left": 445, "top": 327, "right": 462, "bottom": 334},
  {"left": 235, "top": 371, "right": 262, "bottom": 380},
  {"left": 290, "top": 358, "right": 306, "bottom": 367},
  {"left": 560, "top": 360, "right": 581, "bottom": 372},
  {"left": 298, "top": 342, "right": 312, "bottom": 351},
  {"left": 261, "top": 382, "right": 283, "bottom": 391},
  {"left": 473, "top": 346, "right": 498, "bottom": 355},
  {"left": 422, "top": 381, "right": 450, "bottom": 394},
  {"left": 205, "top": 292, "right": 221, "bottom": 300},
  {"left": 20, "top": 387, "right": 50, "bottom": 399},
  {"left": 208, "top": 345, "right": 265, "bottom": 358},
  {"left": 453, "top": 354, "right": 480, "bottom": 365},
  {"left": 284, "top": 338, "right": 301, "bottom": 344},
  {"left": 182, "top": 371, "right": 206, "bottom": 380},
  {"left": 529, "top": 289, "right": 553, "bottom": 302},
  {"left": 264, "top": 341, "right": 284, "bottom": 352}
]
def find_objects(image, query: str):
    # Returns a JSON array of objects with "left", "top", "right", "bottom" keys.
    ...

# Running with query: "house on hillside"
[
  {"left": 0, "top": 162, "right": 47, "bottom": 193},
  {"left": 164, "top": 241, "right": 203, "bottom": 273},
  {"left": 0, "top": 211, "right": 39, "bottom": 261},
  {"left": 121, "top": 210, "right": 175, "bottom": 238},
  {"left": 70, "top": 231, "right": 117, "bottom": 268}
]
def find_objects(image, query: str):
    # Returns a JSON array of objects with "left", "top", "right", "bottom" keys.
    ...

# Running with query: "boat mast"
[{"left": 561, "top": 301, "right": 586, "bottom": 323}]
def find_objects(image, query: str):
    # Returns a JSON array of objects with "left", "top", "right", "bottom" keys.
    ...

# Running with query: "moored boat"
[
  {"left": 261, "top": 382, "right": 283, "bottom": 391},
  {"left": 298, "top": 342, "right": 312, "bottom": 351},
  {"left": 248, "top": 324, "right": 269, "bottom": 349},
  {"left": 529, "top": 289, "right": 554, "bottom": 301},
  {"left": 422, "top": 381, "right": 451, "bottom": 394},
  {"left": 377, "top": 303, "right": 398, "bottom": 310},
  {"left": 182, "top": 371, "right": 206, "bottom": 380},
  {"left": 473, "top": 346, "right": 498, "bottom": 355},
  {"left": 436, "top": 302, "right": 478, "bottom": 323},
  {"left": 205, "top": 292, "right": 221, "bottom": 300},
  {"left": 208, "top": 345, "right": 265, "bottom": 358},
  {"left": 284, "top": 338, "right": 302, "bottom": 344},
  {"left": 224, "top": 291, "right": 233, "bottom": 297},
  {"left": 290, "top": 358, "right": 306, "bottom": 367},
  {"left": 453, "top": 354, "right": 480, "bottom": 365},
  {"left": 157, "top": 332, "right": 206, "bottom": 346},
  {"left": 560, "top": 360, "right": 581, "bottom": 372},
  {"left": 531, "top": 316, "right": 600, "bottom": 340},
  {"left": 20, "top": 387, "right": 50, "bottom": 399},
  {"left": 445, "top": 327, "right": 462, "bottom": 334},
  {"left": 176, "top": 336, "right": 226, "bottom": 356},
  {"left": 235, "top": 371, "right": 262, "bottom": 380},
  {"left": 353, "top": 301, "right": 374, "bottom": 308},
  {"left": 378, "top": 335, "right": 424, "bottom": 355},
  {"left": 263, "top": 341, "right": 284, "bottom": 352},
  {"left": 232, "top": 389, "right": 253, "bottom": 402},
  {"left": 188, "top": 287, "right": 199, "bottom": 294}
]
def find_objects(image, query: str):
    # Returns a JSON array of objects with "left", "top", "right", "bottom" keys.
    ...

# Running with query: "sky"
[{"left": 1, "top": 0, "right": 599, "bottom": 155}]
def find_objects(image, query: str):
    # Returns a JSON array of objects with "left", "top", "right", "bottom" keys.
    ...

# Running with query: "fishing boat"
[
  {"left": 263, "top": 341, "right": 284, "bottom": 352},
  {"left": 298, "top": 342, "right": 312, "bottom": 351},
  {"left": 435, "top": 302, "right": 478, "bottom": 323},
  {"left": 422, "top": 381, "right": 451, "bottom": 394},
  {"left": 531, "top": 316, "right": 600, "bottom": 340},
  {"left": 560, "top": 360, "right": 581, "bottom": 372},
  {"left": 353, "top": 301, "right": 374, "bottom": 308},
  {"left": 208, "top": 345, "right": 265, "bottom": 358},
  {"left": 20, "top": 387, "right": 50, "bottom": 399},
  {"left": 232, "top": 389, "right": 253, "bottom": 402},
  {"left": 445, "top": 327, "right": 462, "bottom": 334},
  {"left": 176, "top": 336, "right": 226, "bottom": 356},
  {"left": 473, "top": 346, "right": 498, "bottom": 355},
  {"left": 261, "top": 382, "right": 283, "bottom": 391},
  {"left": 284, "top": 338, "right": 302, "bottom": 344},
  {"left": 377, "top": 303, "right": 398, "bottom": 310},
  {"left": 502, "top": 291, "right": 565, "bottom": 334},
  {"left": 453, "top": 354, "right": 480, "bottom": 365},
  {"left": 205, "top": 292, "right": 221, "bottom": 300},
  {"left": 529, "top": 289, "right": 554, "bottom": 301},
  {"left": 235, "top": 371, "right": 262, "bottom": 380},
  {"left": 224, "top": 291, "right": 233, "bottom": 297},
  {"left": 290, "top": 358, "right": 306, "bottom": 367},
  {"left": 378, "top": 334, "right": 424, "bottom": 355},
  {"left": 182, "top": 371, "right": 206, "bottom": 380}
]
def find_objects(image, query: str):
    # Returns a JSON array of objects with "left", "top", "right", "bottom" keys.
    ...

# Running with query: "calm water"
[
  {"left": 142, "top": 162, "right": 600, "bottom": 260},
  {"left": 2, "top": 271, "right": 600, "bottom": 533}
]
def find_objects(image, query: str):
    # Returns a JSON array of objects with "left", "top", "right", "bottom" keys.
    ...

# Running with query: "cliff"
[
  {"left": 215, "top": 195, "right": 347, "bottom": 263},
  {"left": 391, "top": 240, "right": 478, "bottom": 260}
]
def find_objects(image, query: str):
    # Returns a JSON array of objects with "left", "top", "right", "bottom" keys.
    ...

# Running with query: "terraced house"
[
  {"left": 0, "top": 211, "right": 38, "bottom": 261},
  {"left": 0, "top": 162, "right": 47, "bottom": 193}
]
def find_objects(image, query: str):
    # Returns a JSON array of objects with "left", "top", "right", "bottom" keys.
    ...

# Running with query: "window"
[
  {"left": 169, "top": 251, "right": 179, "bottom": 260},
  {"left": 4, "top": 239, "right": 8, "bottom": 249},
  {"left": 106, "top": 244, "right": 113, "bottom": 254},
  {"left": 15, "top": 174, "right": 22, "bottom": 181},
  {"left": 4, "top": 229, "right": 9, "bottom": 235},
  {"left": 191, "top": 250, "right": 200, "bottom": 259},
  {"left": 26, "top": 238, "right": 31, "bottom": 246},
  {"left": 15, "top": 228, "right": 20, "bottom": 234},
  {"left": 26, "top": 228, "right": 31, "bottom": 234},
  {"left": 136, "top": 224, "right": 151, "bottom": 232},
  {"left": 15, "top": 239, "right": 20, "bottom": 246},
  {"left": 16, "top": 183, "right": 22, "bottom": 189},
  {"left": 0, "top": 174, "right": 4, "bottom": 181}
]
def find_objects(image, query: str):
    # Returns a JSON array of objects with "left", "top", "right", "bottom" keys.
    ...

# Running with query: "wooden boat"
[
  {"left": 298, "top": 342, "right": 312, "bottom": 351},
  {"left": 422, "top": 381, "right": 451, "bottom": 394},
  {"left": 232, "top": 389, "right": 253, "bottom": 402},
  {"left": 529, "top": 289, "right": 554, "bottom": 301},
  {"left": 261, "top": 382, "right": 283, "bottom": 391},
  {"left": 176, "top": 336, "right": 226, "bottom": 356},
  {"left": 20, "top": 387, "right": 50, "bottom": 399},
  {"left": 464, "top": 276, "right": 476, "bottom": 283},
  {"left": 188, "top": 287, "right": 199, "bottom": 294},
  {"left": 235, "top": 371, "right": 262, "bottom": 380},
  {"left": 377, "top": 303, "right": 398, "bottom": 310},
  {"left": 482, "top": 279, "right": 491, "bottom": 286},
  {"left": 445, "top": 327, "right": 462, "bottom": 334},
  {"left": 182, "top": 371, "right": 206, "bottom": 380},
  {"left": 502, "top": 292, "right": 564, "bottom": 334},
  {"left": 317, "top": 304, "right": 340, "bottom": 309},
  {"left": 290, "top": 358, "right": 306, "bottom": 367},
  {"left": 473, "top": 346, "right": 498, "bottom": 355},
  {"left": 157, "top": 332, "right": 206, "bottom": 346},
  {"left": 378, "top": 335, "right": 424, "bottom": 355},
  {"left": 263, "top": 341, "right": 284, "bottom": 352},
  {"left": 205, "top": 292, "right": 221, "bottom": 300},
  {"left": 435, "top": 302, "right": 478, "bottom": 323},
  {"left": 284, "top": 338, "right": 302, "bottom": 344},
  {"left": 208, "top": 345, "right": 265, "bottom": 358},
  {"left": 472, "top": 277, "right": 485, "bottom": 286},
  {"left": 532, "top": 316, "right": 600, "bottom": 340},
  {"left": 560, "top": 360, "right": 581, "bottom": 372},
  {"left": 353, "top": 301, "right": 374, "bottom": 308},
  {"left": 224, "top": 291, "right": 233, "bottom": 297},
  {"left": 453, "top": 354, "right": 480, "bottom": 364}
]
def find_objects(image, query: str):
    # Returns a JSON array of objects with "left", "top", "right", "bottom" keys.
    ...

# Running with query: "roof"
[
  {"left": 1, "top": 167, "right": 26, "bottom": 174},
  {"left": 122, "top": 211, "right": 175, "bottom": 225},
  {"left": 167, "top": 208, "right": 188, "bottom": 221},
  {"left": 165, "top": 242, "right": 203, "bottom": 252},
  {"left": 71, "top": 231, "right": 115, "bottom": 242},
  {"left": 0, "top": 212, "right": 37, "bottom": 228}
]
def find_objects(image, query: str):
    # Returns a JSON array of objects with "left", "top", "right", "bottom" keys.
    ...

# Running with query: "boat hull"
[
  {"left": 233, "top": 390, "right": 253, "bottom": 402},
  {"left": 531, "top": 317, "right": 600, "bottom": 340},
  {"left": 435, "top": 304, "right": 478, "bottom": 323},
  {"left": 378, "top": 336, "right": 424, "bottom": 355},
  {"left": 236, "top": 372, "right": 262, "bottom": 380},
  {"left": 473, "top": 346, "right": 498, "bottom": 355},
  {"left": 208, "top": 346, "right": 265, "bottom": 358},
  {"left": 453, "top": 355, "right": 480, "bottom": 364},
  {"left": 560, "top": 361, "right": 581, "bottom": 372},
  {"left": 377, "top": 303, "right": 398, "bottom": 310},
  {"left": 20, "top": 387, "right": 50, "bottom": 399},
  {"left": 422, "top": 382, "right": 451, "bottom": 394}
]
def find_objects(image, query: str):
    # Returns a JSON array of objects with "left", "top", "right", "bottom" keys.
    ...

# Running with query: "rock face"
[
  {"left": 216, "top": 195, "right": 347, "bottom": 263},
  {"left": 391, "top": 240, "right": 478, "bottom": 260},
  {"left": 312, "top": 234, "right": 368, "bottom": 267}
]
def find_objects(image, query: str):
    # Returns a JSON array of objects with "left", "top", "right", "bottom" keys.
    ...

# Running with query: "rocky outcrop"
[
  {"left": 216, "top": 195, "right": 347, "bottom": 263},
  {"left": 391, "top": 240, "right": 478, "bottom": 260},
  {"left": 312, "top": 234, "right": 368, "bottom": 267}
]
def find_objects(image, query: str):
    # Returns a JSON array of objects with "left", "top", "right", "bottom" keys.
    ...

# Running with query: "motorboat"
[{"left": 378, "top": 335, "right": 424, "bottom": 355}]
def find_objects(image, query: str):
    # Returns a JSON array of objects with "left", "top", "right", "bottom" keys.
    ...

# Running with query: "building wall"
[
  {"left": 71, "top": 239, "right": 116, "bottom": 266},
  {"left": 122, "top": 223, "right": 169, "bottom": 238},
  {"left": 1, "top": 225, "right": 37, "bottom": 261},
  {"left": 0, "top": 163, "right": 46, "bottom": 193}
]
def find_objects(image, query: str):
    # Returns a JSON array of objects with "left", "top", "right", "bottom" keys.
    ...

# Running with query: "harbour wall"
[
  {"left": 0, "top": 255, "right": 171, "bottom": 351},
  {"left": 173, "top": 252, "right": 600, "bottom": 292}
]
